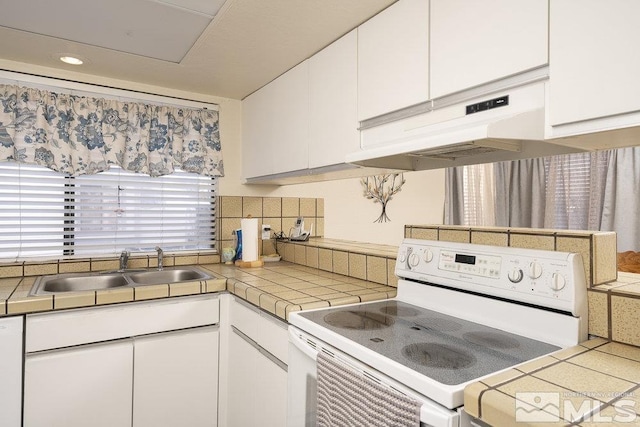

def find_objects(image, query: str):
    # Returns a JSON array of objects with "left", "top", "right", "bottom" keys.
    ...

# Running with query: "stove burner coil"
[
  {"left": 379, "top": 303, "right": 421, "bottom": 317},
  {"left": 402, "top": 343, "right": 476, "bottom": 369},
  {"left": 323, "top": 310, "right": 395, "bottom": 330}
]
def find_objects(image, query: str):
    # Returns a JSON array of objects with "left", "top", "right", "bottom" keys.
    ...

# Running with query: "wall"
[{"left": 0, "top": 59, "right": 446, "bottom": 247}]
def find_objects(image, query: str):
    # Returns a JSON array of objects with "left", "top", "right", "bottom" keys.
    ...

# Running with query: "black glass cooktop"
[{"left": 299, "top": 300, "right": 559, "bottom": 385}]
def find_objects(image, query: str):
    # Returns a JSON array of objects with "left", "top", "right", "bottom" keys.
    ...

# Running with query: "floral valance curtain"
[{"left": 0, "top": 84, "right": 224, "bottom": 177}]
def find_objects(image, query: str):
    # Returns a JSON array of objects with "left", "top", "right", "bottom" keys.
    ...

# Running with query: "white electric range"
[{"left": 287, "top": 239, "right": 588, "bottom": 427}]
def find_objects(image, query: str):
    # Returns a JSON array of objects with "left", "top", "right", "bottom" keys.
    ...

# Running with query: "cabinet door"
[
  {"left": 226, "top": 329, "right": 258, "bottom": 427},
  {"left": 309, "top": 30, "right": 359, "bottom": 168},
  {"left": 24, "top": 340, "right": 133, "bottom": 427},
  {"left": 242, "top": 62, "right": 309, "bottom": 179},
  {"left": 0, "top": 317, "right": 22, "bottom": 427},
  {"left": 243, "top": 84, "right": 276, "bottom": 178},
  {"left": 255, "top": 345, "right": 288, "bottom": 426},
  {"left": 227, "top": 328, "right": 288, "bottom": 427},
  {"left": 357, "top": 0, "right": 429, "bottom": 121},
  {"left": 270, "top": 61, "right": 310, "bottom": 175},
  {"left": 430, "top": 0, "right": 548, "bottom": 99},
  {"left": 133, "top": 327, "right": 219, "bottom": 427},
  {"left": 549, "top": 0, "right": 640, "bottom": 126}
]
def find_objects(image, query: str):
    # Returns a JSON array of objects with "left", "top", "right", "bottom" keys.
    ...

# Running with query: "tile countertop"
[
  {"left": 464, "top": 337, "right": 640, "bottom": 426},
  {"left": 0, "top": 261, "right": 397, "bottom": 320},
  {"left": 207, "top": 261, "right": 397, "bottom": 320},
  {"left": 280, "top": 237, "right": 399, "bottom": 258}
]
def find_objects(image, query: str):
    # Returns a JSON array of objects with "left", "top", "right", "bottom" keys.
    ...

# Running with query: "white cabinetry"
[
  {"left": 357, "top": 0, "right": 429, "bottom": 121},
  {"left": 133, "top": 327, "right": 219, "bottom": 427},
  {"left": 0, "top": 316, "right": 22, "bottom": 427},
  {"left": 309, "top": 30, "right": 359, "bottom": 168},
  {"left": 242, "top": 61, "right": 309, "bottom": 179},
  {"left": 549, "top": 0, "right": 640, "bottom": 128},
  {"left": 430, "top": 0, "right": 548, "bottom": 99},
  {"left": 223, "top": 296, "right": 288, "bottom": 427},
  {"left": 24, "top": 340, "right": 134, "bottom": 427},
  {"left": 243, "top": 30, "right": 361, "bottom": 180},
  {"left": 24, "top": 296, "right": 220, "bottom": 427}
]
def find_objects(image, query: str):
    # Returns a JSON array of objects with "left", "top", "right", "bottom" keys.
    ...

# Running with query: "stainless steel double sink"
[{"left": 29, "top": 267, "right": 212, "bottom": 295}]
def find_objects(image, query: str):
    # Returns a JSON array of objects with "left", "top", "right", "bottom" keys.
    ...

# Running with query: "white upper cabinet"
[
  {"left": 242, "top": 61, "right": 309, "bottom": 179},
  {"left": 242, "top": 83, "right": 275, "bottom": 178},
  {"left": 357, "top": 0, "right": 430, "bottom": 121},
  {"left": 430, "top": 0, "right": 548, "bottom": 99},
  {"left": 270, "top": 62, "right": 310, "bottom": 175},
  {"left": 309, "top": 30, "right": 359, "bottom": 168},
  {"left": 549, "top": 0, "right": 640, "bottom": 127}
]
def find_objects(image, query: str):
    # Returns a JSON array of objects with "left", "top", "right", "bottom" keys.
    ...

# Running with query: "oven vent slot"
[
  {"left": 362, "top": 369, "right": 410, "bottom": 398},
  {"left": 363, "top": 371, "right": 382, "bottom": 385},
  {"left": 320, "top": 347, "right": 334, "bottom": 357},
  {"left": 306, "top": 338, "right": 317, "bottom": 350}
]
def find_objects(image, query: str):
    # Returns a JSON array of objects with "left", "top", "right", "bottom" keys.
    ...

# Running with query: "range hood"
[{"left": 346, "top": 80, "right": 584, "bottom": 171}]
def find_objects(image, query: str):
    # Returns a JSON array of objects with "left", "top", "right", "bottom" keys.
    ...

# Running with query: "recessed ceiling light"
[{"left": 60, "top": 56, "right": 83, "bottom": 65}]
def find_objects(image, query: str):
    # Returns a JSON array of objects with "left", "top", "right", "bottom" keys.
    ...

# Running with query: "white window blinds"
[{"left": 0, "top": 163, "right": 216, "bottom": 261}]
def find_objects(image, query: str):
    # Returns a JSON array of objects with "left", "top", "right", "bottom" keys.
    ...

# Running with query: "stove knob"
[
  {"left": 550, "top": 272, "right": 566, "bottom": 291},
  {"left": 423, "top": 249, "right": 434, "bottom": 263},
  {"left": 508, "top": 268, "right": 524, "bottom": 283},
  {"left": 528, "top": 261, "right": 543, "bottom": 279},
  {"left": 398, "top": 250, "right": 407, "bottom": 263},
  {"left": 409, "top": 253, "right": 420, "bottom": 268}
]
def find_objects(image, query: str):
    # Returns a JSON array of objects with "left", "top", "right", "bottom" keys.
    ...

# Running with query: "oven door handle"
[{"left": 289, "top": 327, "right": 319, "bottom": 360}]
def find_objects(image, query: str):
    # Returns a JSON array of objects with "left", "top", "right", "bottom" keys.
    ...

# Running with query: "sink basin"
[
  {"left": 31, "top": 273, "right": 129, "bottom": 294},
  {"left": 128, "top": 268, "right": 211, "bottom": 286},
  {"left": 29, "top": 267, "right": 213, "bottom": 295}
]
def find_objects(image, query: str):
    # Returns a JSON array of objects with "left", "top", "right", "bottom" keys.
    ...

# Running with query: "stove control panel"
[
  {"left": 395, "top": 239, "right": 586, "bottom": 315},
  {"left": 438, "top": 250, "right": 502, "bottom": 279}
]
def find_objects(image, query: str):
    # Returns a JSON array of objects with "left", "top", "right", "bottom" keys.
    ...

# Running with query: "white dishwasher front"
[{"left": 0, "top": 316, "right": 23, "bottom": 427}]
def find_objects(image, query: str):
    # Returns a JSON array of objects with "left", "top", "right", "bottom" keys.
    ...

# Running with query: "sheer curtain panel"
[{"left": 600, "top": 147, "right": 640, "bottom": 251}]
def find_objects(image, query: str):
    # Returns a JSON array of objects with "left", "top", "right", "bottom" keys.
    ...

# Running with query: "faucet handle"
[{"left": 155, "top": 246, "right": 164, "bottom": 271}]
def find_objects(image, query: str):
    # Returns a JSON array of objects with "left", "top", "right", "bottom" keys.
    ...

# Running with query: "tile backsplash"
[
  {"left": 217, "top": 196, "right": 324, "bottom": 256},
  {"left": 276, "top": 238, "right": 398, "bottom": 287}
]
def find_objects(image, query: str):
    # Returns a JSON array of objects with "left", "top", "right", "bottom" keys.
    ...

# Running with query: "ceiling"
[{"left": 0, "top": 0, "right": 397, "bottom": 100}]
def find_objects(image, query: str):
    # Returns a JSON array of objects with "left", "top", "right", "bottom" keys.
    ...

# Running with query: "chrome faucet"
[
  {"left": 155, "top": 246, "right": 164, "bottom": 271},
  {"left": 118, "top": 250, "right": 130, "bottom": 272}
]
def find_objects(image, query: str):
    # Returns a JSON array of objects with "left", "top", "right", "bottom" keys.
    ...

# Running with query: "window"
[
  {"left": 461, "top": 163, "right": 495, "bottom": 226},
  {"left": 446, "top": 148, "right": 640, "bottom": 251},
  {"left": 0, "top": 163, "right": 216, "bottom": 261},
  {"left": 544, "top": 153, "right": 608, "bottom": 230},
  {"left": 447, "top": 153, "right": 608, "bottom": 228}
]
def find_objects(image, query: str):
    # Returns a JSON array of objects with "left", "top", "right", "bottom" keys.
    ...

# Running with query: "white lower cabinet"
[
  {"left": 133, "top": 327, "right": 219, "bottom": 427},
  {"left": 227, "top": 330, "right": 260, "bottom": 427},
  {"left": 23, "top": 295, "right": 220, "bottom": 427},
  {"left": 0, "top": 316, "right": 23, "bottom": 427},
  {"left": 24, "top": 340, "right": 134, "bottom": 427},
  {"left": 254, "top": 338, "right": 288, "bottom": 426},
  {"left": 223, "top": 296, "right": 288, "bottom": 427}
]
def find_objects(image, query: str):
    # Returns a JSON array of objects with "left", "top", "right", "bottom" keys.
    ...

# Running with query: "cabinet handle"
[{"left": 231, "top": 326, "right": 288, "bottom": 372}]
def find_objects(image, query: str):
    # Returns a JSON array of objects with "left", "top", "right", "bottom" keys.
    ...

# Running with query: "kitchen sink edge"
[{"left": 29, "top": 267, "right": 213, "bottom": 296}]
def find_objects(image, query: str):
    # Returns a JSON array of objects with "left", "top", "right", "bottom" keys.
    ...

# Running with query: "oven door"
[{"left": 287, "top": 326, "right": 463, "bottom": 427}]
